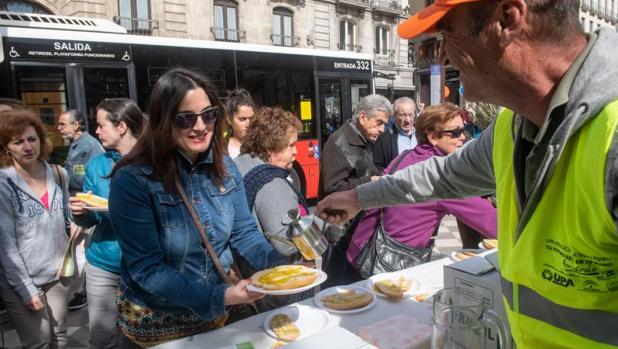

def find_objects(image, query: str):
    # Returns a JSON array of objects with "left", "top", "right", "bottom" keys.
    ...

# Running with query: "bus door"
[
  {"left": 66, "top": 63, "right": 136, "bottom": 135},
  {"left": 5, "top": 38, "right": 136, "bottom": 161}
]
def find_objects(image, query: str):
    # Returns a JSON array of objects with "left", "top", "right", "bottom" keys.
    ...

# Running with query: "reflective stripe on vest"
[
  {"left": 493, "top": 102, "right": 618, "bottom": 349},
  {"left": 501, "top": 277, "right": 618, "bottom": 345}
]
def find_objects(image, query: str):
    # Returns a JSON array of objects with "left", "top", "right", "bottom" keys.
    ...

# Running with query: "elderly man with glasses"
[{"left": 372, "top": 97, "right": 418, "bottom": 172}]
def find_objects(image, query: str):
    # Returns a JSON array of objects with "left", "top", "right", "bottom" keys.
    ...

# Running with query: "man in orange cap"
[{"left": 317, "top": 1, "right": 618, "bottom": 348}]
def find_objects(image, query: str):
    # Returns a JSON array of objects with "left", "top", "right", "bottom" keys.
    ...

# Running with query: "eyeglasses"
[
  {"left": 442, "top": 127, "right": 466, "bottom": 138},
  {"left": 395, "top": 112, "right": 416, "bottom": 119},
  {"left": 174, "top": 106, "right": 219, "bottom": 129}
]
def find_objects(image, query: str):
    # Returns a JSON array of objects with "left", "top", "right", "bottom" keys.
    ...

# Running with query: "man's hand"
[
  {"left": 370, "top": 176, "right": 381, "bottom": 181},
  {"left": 316, "top": 189, "right": 362, "bottom": 225},
  {"left": 224, "top": 279, "right": 265, "bottom": 305},
  {"left": 25, "top": 294, "right": 45, "bottom": 311}
]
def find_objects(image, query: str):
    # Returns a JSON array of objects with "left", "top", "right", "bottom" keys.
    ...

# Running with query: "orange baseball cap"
[{"left": 397, "top": 0, "right": 488, "bottom": 39}]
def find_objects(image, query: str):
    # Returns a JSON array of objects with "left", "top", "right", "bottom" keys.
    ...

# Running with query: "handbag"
[{"left": 355, "top": 150, "right": 435, "bottom": 279}]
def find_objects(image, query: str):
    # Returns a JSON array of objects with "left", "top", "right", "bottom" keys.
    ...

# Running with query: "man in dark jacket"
[
  {"left": 58, "top": 109, "right": 104, "bottom": 195},
  {"left": 372, "top": 97, "right": 418, "bottom": 172},
  {"left": 319, "top": 94, "right": 392, "bottom": 287},
  {"left": 319, "top": 94, "right": 392, "bottom": 198}
]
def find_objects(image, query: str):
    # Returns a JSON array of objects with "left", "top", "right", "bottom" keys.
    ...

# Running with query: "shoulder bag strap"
[
  {"left": 174, "top": 177, "right": 235, "bottom": 286},
  {"left": 52, "top": 164, "right": 65, "bottom": 191}
]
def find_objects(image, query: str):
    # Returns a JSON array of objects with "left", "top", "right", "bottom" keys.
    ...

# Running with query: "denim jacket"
[{"left": 109, "top": 151, "right": 285, "bottom": 321}]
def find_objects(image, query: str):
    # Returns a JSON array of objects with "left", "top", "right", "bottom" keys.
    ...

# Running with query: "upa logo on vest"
[{"left": 542, "top": 269, "right": 575, "bottom": 288}]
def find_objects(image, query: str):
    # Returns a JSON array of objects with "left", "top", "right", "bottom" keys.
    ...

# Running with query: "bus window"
[
  {"left": 83, "top": 67, "right": 131, "bottom": 134},
  {"left": 350, "top": 79, "right": 371, "bottom": 113},
  {"left": 14, "top": 66, "right": 68, "bottom": 150},
  {"left": 319, "top": 79, "right": 342, "bottom": 145}
]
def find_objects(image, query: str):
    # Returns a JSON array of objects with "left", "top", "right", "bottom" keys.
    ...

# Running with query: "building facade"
[
  {"left": 405, "top": 0, "right": 618, "bottom": 107},
  {"left": 0, "top": 0, "right": 417, "bottom": 98}
]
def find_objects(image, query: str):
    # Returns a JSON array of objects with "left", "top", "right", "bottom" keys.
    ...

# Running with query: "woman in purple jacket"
[{"left": 347, "top": 103, "right": 497, "bottom": 269}]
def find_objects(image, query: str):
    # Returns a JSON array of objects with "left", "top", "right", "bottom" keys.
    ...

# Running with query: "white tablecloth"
[{"left": 152, "top": 258, "right": 454, "bottom": 349}]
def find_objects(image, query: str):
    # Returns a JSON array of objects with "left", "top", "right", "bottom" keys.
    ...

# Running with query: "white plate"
[
  {"left": 365, "top": 273, "right": 420, "bottom": 299},
  {"left": 246, "top": 269, "right": 327, "bottom": 295},
  {"left": 478, "top": 241, "right": 498, "bottom": 250},
  {"left": 85, "top": 206, "right": 108, "bottom": 212},
  {"left": 314, "top": 285, "right": 376, "bottom": 314},
  {"left": 450, "top": 249, "right": 484, "bottom": 262},
  {"left": 263, "top": 304, "right": 331, "bottom": 341}
]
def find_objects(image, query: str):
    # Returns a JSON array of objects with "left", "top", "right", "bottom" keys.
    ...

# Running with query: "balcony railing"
[
  {"left": 113, "top": 16, "right": 158, "bottom": 35},
  {"left": 371, "top": 0, "right": 403, "bottom": 15},
  {"left": 337, "top": 43, "right": 362, "bottom": 52},
  {"left": 374, "top": 50, "right": 396, "bottom": 67},
  {"left": 270, "top": 34, "right": 300, "bottom": 47},
  {"left": 336, "top": 0, "right": 370, "bottom": 9},
  {"left": 210, "top": 27, "right": 246, "bottom": 42}
]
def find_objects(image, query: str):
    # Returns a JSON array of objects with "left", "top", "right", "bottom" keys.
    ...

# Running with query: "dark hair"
[
  {"left": 0, "top": 109, "right": 53, "bottom": 167},
  {"left": 64, "top": 109, "right": 87, "bottom": 132},
  {"left": 415, "top": 102, "right": 463, "bottom": 145},
  {"left": 225, "top": 89, "right": 255, "bottom": 136},
  {"left": 240, "top": 107, "right": 302, "bottom": 162},
  {"left": 0, "top": 97, "right": 28, "bottom": 112},
  {"left": 468, "top": 0, "right": 583, "bottom": 41},
  {"left": 96, "top": 98, "right": 146, "bottom": 137},
  {"left": 113, "top": 68, "right": 227, "bottom": 191}
]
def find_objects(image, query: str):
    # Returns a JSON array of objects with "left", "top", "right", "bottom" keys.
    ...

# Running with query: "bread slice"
[
  {"left": 76, "top": 192, "right": 108, "bottom": 207},
  {"left": 270, "top": 314, "right": 300, "bottom": 341},
  {"left": 482, "top": 239, "right": 498, "bottom": 249},
  {"left": 251, "top": 265, "right": 318, "bottom": 290},
  {"left": 320, "top": 289, "right": 373, "bottom": 310},
  {"left": 374, "top": 276, "right": 412, "bottom": 298}
]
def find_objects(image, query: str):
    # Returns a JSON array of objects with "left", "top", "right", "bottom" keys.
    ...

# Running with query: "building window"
[
  {"left": 272, "top": 7, "right": 293, "bottom": 46},
  {"left": 0, "top": 0, "right": 51, "bottom": 13},
  {"left": 340, "top": 20, "right": 356, "bottom": 51},
  {"left": 375, "top": 26, "right": 390, "bottom": 55},
  {"left": 118, "top": 0, "right": 151, "bottom": 32},
  {"left": 214, "top": 0, "right": 239, "bottom": 42}
]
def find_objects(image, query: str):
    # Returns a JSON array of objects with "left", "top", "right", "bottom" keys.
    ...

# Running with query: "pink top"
[
  {"left": 40, "top": 191, "right": 49, "bottom": 210},
  {"left": 347, "top": 143, "right": 498, "bottom": 265}
]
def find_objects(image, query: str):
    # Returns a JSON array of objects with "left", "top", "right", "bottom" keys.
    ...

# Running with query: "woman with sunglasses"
[
  {"left": 347, "top": 103, "right": 498, "bottom": 274},
  {"left": 108, "top": 68, "right": 285, "bottom": 347},
  {"left": 68, "top": 98, "right": 146, "bottom": 348}
]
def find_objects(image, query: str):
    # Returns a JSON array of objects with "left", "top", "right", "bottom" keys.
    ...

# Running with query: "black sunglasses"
[
  {"left": 174, "top": 106, "right": 219, "bottom": 129},
  {"left": 442, "top": 127, "right": 466, "bottom": 138}
]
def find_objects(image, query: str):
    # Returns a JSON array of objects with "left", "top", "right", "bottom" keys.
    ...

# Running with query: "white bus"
[{"left": 0, "top": 11, "right": 375, "bottom": 199}]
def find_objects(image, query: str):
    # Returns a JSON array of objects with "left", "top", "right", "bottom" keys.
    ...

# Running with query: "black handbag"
[{"left": 354, "top": 150, "right": 435, "bottom": 279}]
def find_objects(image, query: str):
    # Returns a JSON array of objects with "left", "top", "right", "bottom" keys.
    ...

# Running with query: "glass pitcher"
[{"left": 432, "top": 288, "right": 510, "bottom": 349}]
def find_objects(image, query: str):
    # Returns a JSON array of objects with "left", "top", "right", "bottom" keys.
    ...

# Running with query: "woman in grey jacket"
[{"left": 0, "top": 110, "right": 71, "bottom": 348}]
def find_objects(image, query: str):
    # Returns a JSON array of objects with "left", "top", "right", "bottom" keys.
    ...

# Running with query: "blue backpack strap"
[{"left": 243, "top": 164, "right": 307, "bottom": 212}]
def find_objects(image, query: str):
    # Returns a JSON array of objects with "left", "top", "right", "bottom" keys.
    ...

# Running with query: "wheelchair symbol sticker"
[
  {"left": 9, "top": 46, "right": 20, "bottom": 58},
  {"left": 121, "top": 51, "right": 131, "bottom": 61}
]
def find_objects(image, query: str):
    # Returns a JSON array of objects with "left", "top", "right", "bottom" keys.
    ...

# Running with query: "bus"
[{"left": 0, "top": 11, "right": 374, "bottom": 200}]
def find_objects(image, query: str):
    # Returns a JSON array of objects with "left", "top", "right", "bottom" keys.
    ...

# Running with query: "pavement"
[{"left": 0, "top": 215, "right": 465, "bottom": 348}]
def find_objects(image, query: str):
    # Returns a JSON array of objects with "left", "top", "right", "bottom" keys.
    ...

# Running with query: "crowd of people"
[
  {"left": 0, "top": 71, "right": 494, "bottom": 348},
  {"left": 0, "top": 1, "right": 616, "bottom": 348}
]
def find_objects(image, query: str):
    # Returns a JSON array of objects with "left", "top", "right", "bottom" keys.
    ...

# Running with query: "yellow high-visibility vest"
[{"left": 493, "top": 102, "right": 618, "bottom": 348}]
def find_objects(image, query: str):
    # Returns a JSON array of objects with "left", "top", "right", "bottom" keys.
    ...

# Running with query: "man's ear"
[
  {"left": 358, "top": 111, "right": 367, "bottom": 125},
  {"left": 496, "top": 0, "right": 527, "bottom": 47}
]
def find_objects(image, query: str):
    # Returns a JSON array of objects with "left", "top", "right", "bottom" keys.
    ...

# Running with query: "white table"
[{"left": 153, "top": 258, "right": 454, "bottom": 349}]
